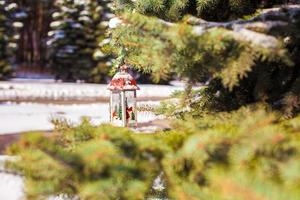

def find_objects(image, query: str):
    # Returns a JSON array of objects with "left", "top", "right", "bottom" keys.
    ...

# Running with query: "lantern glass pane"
[
  {"left": 125, "top": 91, "right": 136, "bottom": 126},
  {"left": 111, "top": 91, "right": 122, "bottom": 126}
]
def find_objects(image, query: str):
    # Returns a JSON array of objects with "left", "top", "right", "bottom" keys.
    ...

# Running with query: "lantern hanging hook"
[{"left": 119, "top": 64, "right": 129, "bottom": 73}]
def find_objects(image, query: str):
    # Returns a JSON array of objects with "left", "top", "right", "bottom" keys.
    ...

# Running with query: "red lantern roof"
[{"left": 107, "top": 65, "right": 140, "bottom": 91}]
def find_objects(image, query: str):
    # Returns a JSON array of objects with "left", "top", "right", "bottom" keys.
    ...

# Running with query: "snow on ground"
[
  {"left": 0, "top": 100, "right": 164, "bottom": 200},
  {"left": 0, "top": 156, "right": 24, "bottom": 200},
  {"left": 0, "top": 155, "right": 68, "bottom": 200},
  {"left": 0, "top": 101, "right": 162, "bottom": 134},
  {"left": 0, "top": 81, "right": 183, "bottom": 101},
  {"left": 0, "top": 82, "right": 171, "bottom": 199},
  {"left": 0, "top": 100, "right": 164, "bottom": 199},
  {"left": 0, "top": 81, "right": 174, "bottom": 134},
  {"left": 0, "top": 172, "right": 24, "bottom": 200},
  {"left": 0, "top": 155, "right": 166, "bottom": 200}
]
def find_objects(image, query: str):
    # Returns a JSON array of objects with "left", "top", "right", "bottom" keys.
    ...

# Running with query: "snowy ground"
[
  {"left": 0, "top": 81, "right": 172, "bottom": 200},
  {"left": 0, "top": 101, "right": 164, "bottom": 200},
  {"left": 0, "top": 101, "right": 162, "bottom": 135},
  {"left": 0, "top": 100, "right": 164, "bottom": 200},
  {"left": 0, "top": 81, "right": 182, "bottom": 101},
  {"left": 0, "top": 156, "right": 24, "bottom": 200},
  {"left": 0, "top": 155, "right": 166, "bottom": 200},
  {"left": 0, "top": 81, "right": 181, "bottom": 134}
]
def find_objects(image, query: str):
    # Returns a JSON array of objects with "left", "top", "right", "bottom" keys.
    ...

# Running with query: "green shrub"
[
  {"left": 6, "top": 106, "right": 300, "bottom": 199},
  {"left": 6, "top": 118, "right": 171, "bottom": 200}
]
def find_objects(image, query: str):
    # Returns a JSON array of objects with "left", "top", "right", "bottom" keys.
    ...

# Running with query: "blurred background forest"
[
  {"left": 1, "top": 0, "right": 298, "bottom": 84},
  {"left": 1, "top": 0, "right": 128, "bottom": 83}
]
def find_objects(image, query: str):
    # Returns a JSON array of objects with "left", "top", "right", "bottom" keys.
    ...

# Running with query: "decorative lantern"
[{"left": 107, "top": 65, "right": 139, "bottom": 127}]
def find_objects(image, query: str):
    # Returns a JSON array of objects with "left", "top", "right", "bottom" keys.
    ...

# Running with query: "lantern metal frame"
[{"left": 107, "top": 65, "right": 139, "bottom": 127}]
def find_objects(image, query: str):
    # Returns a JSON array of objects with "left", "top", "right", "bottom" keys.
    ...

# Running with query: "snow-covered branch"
[
  {"left": 190, "top": 5, "right": 300, "bottom": 48},
  {"left": 110, "top": 5, "right": 300, "bottom": 49}
]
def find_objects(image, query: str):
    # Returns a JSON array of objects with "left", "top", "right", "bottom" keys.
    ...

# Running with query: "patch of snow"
[
  {"left": 8, "top": 43, "right": 17, "bottom": 48},
  {"left": 80, "top": 10, "right": 90, "bottom": 16},
  {"left": 152, "top": 172, "right": 165, "bottom": 192},
  {"left": 0, "top": 156, "right": 23, "bottom": 200},
  {"left": 131, "top": 124, "right": 163, "bottom": 133},
  {"left": 52, "top": 12, "right": 61, "bottom": 19},
  {"left": 98, "top": 38, "right": 111, "bottom": 46},
  {"left": 5, "top": 3, "right": 17, "bottom": 11},
  {"left": 14, "top": 11, "right": 27, "bottom": 19},
  {"left": 50, "top": 21, "right": 62, "bottom": 28},
  {"left": 104, "top": 13, "right": 115, "bottom": 19},
  {"left": 74, "top": 0, "right": 88, "bottom": 5},
  {"left": 48, "top": 30, "right": 65, "bottom": 39},
  {"left": 0, "top": 102, "right": 109, "bottom": 134},
  {"left": 79, "top": 16, "right": 91, "bottom": 22},
  {"left": 0, "top": 172, "right": 24, "bottom": 200},
  {"left": 13, "top": 34, "right": 20, "bottom": 40},
  {"left": 0, "top": 101, "right": 162, "bottom": 134},
  {"left": 71, "top": 23, "right": 82, "bottom": 29},
  {"left": 12, "top": 22, "right": 23, "bottom": 28},
  {"left": 61, "top": 6, "right": 77, "bottom": 13},
  {"left": 0, "top": 82, "right": 182, "bottom": 134},
  {"left": 232, "top": 27, "right": 279, "bottom": 48},
  {"left": 93, "top": 49, "right": 105, "bottom": 59},
  {"left": 48, "top": 194, "right": 78, "bottom": 200},
  {"left": 0, "top": 82, "right": 183, "bottom": 101},
  {"left": 108, "top": 17, "right": 122, "bottom": 29},
  {"left": 0, "top": 156, "right": 78, "bottom": 200}
]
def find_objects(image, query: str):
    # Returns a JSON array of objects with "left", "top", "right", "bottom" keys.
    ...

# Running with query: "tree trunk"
[{"left": 16, "top": 0, "right": 53, "bottom": 76}]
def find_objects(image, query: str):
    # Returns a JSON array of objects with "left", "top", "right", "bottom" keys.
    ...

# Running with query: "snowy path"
[
  {"left": 0, "top": 81, "right": 182, "bottom": 101},
  {"left": 0, "top": 81, "right": 178, "bottom": 134},
  {"left": 0, "top": 82, "right": 170, "bottom": 200},
  {"left": 0, "top": 101, "right": 163, "bottom": 200},
  {"left": 0, "top": 156, "right": 24, "bottom": 200},
  {"left": 0, "top": 102, "right": 109, "bottom": 134},
  {"left": 0, "top": 101, "right": 161, "bottom": 135},
  {"left": 0, "top": 155, "right": 166, "bottom": 200}
]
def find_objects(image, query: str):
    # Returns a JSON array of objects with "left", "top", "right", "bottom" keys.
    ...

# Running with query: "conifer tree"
[
  {"left": 89, "top": 0, "right": 114, "bottom": 83},
  {"left": 47, "top": 0, "right": 94, "bottom": 81},
  {"left": 6, "top": 107, "right": 300, "bottom": 200},
  {"left": 114, "top": 0, "right": 288, "bottom": 21},
  {"left": 47, "top": 0, "right": 113, "bottom": 82},
  {"left": 0, "top": 0, "right": 23, "bottom": 79},
  {"left": 110, "top": 0, "right": 300, "bottom": 116},
  {"left": 15, "top": 0, "right": 53, "bottom": 71}
]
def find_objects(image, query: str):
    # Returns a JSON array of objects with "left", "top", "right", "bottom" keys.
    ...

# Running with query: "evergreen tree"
[
  {"left": 89, "top": 0, "right": 114, "bottom": 83},
  {"left": 47, "top": 0, "right": 94, "bottom": 81},
  {"left": 6, "top": 107, "right": 300, "bottom": 200},
  {"left": 0, "top": 0, "right": 23, "bottom": 79},
  {"left": 110, "top": 1, "right": 300, "bottom": 116},
  {"left": 114, "top": 0, "right": 289, "bottom": 22},
  {"left": 6, "top": 119, "right": 167, "bottom": 199},
  {"left": 47, "top": 0, "right": 113, "bottom": 82},
  {"left": 15, "top": 0, "right": 53, "bottom": 71}
]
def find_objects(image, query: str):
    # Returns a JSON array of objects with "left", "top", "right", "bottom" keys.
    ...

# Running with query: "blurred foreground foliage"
[{"left": 6, "top": 106, "right": 300, "bottom": 200}]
